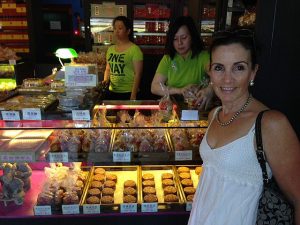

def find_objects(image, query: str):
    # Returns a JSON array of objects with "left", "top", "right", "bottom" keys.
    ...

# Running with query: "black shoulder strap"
[{"left": 255, "top": 110, "right": 270, "bottom": 186}]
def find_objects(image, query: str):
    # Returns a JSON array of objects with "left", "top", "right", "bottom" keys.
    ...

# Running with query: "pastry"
[
  {"left": 195, "top": 166, "right": 202, "bottom": 175},
  {"left": 161, "top": 173, "right": 173, "bottom": 180},
  {"left": 94, "top": 167, "right": 106, "bottom": 175},
  {"left": 179, "top": 172, "right": 191, "bottom": 180},
  {"left": 86, "top": 196, "right": 100, "bottom": 204},
  {"left": 88, "top": 188, "right": 101, "bottom": 197},
  {"left": 143, "top": 186, "right": 156, "bottom": 195},
  {"left": 123, "top": 195, "right": 137, "bottom": 203},
  {"left": 181, "top": 179, "right": 194, "bottom": 187},
  {"left": 186, "top": 194, "right": 194, "bottom": 201},
  {"left": 164, "top": 194, "right": 179, "bottom": 202},
  {"left": 177, "top": 166, "right": 190, "bottom": 173},
  {"left": 123, "top": 187, "right": 137, "bottom": 196},
  {"left": 144, "top": 194, "right": 158, "bottom": 203},
  {"left": 183, "top": 187, "right": 196, "bottom": 195},
  {"left": 101, "top": 195, "right": 114, "bottom": 204},
  {"left": 106, "top": 173, "right": 117, "bottom": 182},
  {"left": 163, "top": 186, "right": 177, "bottom": 195},
  {"left": 162, "top": 179, "right": 174, "bottom": 187},
  {"left": 142, "top": 180, "right": 155, "bottom": 187},
  {"left": 93, "top": 174, "right": 105, "bottom": 182},
  {"left": 104, "top": 180, "right": 116, "bottom": 189},
  {"left": 124, "top": 180, "right": 136, "bottom": 188},
  {"left": 90, "top": 181, "right": 103, "bottom": 189},
  {"left": 102, "top": 187, "right": 115, "bottom": 196},
  {"left": 142, "top": 173, "right": 154, "bottom": 181}
]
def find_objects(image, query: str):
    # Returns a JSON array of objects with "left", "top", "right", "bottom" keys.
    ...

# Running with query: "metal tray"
[{"left": 81, "top": 165, "right": 140, "bottom": 213}]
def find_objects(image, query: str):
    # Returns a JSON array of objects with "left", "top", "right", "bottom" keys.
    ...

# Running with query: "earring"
[
  {"left": 250, "top": 80, "right": 254, "bottom": 86},
  {"left": 209, "top": 81, "right": 213, "bottom": 85}
]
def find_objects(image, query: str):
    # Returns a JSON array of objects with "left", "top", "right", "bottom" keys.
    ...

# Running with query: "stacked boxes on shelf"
[{"left": 0, "top": 1, "right": 30, "bottom": 53}]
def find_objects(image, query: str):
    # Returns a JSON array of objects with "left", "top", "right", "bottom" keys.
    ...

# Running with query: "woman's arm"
[
  {"left": 130, "top": 60, "right": 143, "bottom": 100},
  {"left": 102, "top": 62, "right": 110, "bottom": 85},
  {"left": 262, "top": 110, "right": 300, "bottom": 224},
  {"left": 151, "top": 73, "right": 182, "bottom": 96}
]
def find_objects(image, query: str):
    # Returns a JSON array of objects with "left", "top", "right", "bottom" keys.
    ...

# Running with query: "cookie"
[
  {"left": 162, "top": 179, "right": 174, "bottom": 187},
  {"left": 123, "top": 195, "right": 137, "bottom": 203},
  {"left": 183, "top": 187, "right": 196, "bottom": 195},
  {"left": 144, "top": 194, "right": 158, "bottom": 203},
  {"left": 86, "top": 196, "right": 100, "bottom": 204},
  {"left": 143, "top": 186, "right": 156, "bottom": 195},
  {"left": 142, "top": 173, "right": 154, "bottom": 181},
  {"left": 142, "top": 180, "right": 155, "bottom": 187},
  {"left": 104, "top": 180, "right": 116, "bottom": 189},
  {"left": 181, "top": 179, "right": 193, "bottom": 187},
  {"left": 186, "top": 194, "right": 194, "bottom": 202},
  {"left": 94, "top": 167, "right": 106, "bottom": 175},
  {"left": 124, "top": 180, "right": 136, "bottom": 188},
  {"left": 179, "top": 172, "right": 191, "bottom": 180},
  {"left": 163, "top": 186, "right": 177, "bottom": 195},
  {"left": 102, "top": 187, "right": 114, "bottom": 196},
  {"left": 164, "top": 194, "right": 179, "bottom": 202},
  {"left": 90, "top": 181, "right": 102, "bottom": 189},
  {"left": 177, "top": 166, "right": 190, "bottom": 174},
  {"left": 88, "top": 188, "right": 101, "bottom": 197},
  {"left": 106, "top": 173, "right": 117, "bottom": 182},
  {"left": 195, "top": 166, "right": 202, "bottom": 175},
  {"left": 93, "top": 174, "right": 105, "bottom": 182},
  {"left": 123, "top": 187, "right": 137, "bottom": 196},
  {"left": 161, "top": 173, "right": 173, "bottom": 180}
]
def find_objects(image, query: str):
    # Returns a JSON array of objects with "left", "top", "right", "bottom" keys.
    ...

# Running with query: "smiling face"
[
  {"left": 173, "top": 25, "right": 192, "bottom": 58},
  {"left": 208, "top": 43, "right": 258, "bottom": 104}
]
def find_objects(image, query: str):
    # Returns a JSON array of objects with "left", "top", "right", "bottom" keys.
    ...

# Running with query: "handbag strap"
[{"left": 255, "top": 110, "right": 270, "bottom": 186}]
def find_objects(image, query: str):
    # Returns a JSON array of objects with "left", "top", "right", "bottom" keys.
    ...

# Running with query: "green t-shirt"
[
  {"left": 106, "top": 44, "right": 143, "bottom": 93},
  {"left": 156, "top": 51, "right": 210, "bottom": 88}
]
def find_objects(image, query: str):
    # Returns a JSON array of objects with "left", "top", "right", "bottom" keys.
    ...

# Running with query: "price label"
[
  {"left": 83, "top": 204, "right": 100, "bottom": 214},
  {"left": 34, "top": 205, "right": 52, "bottom": 215},
  {"left": 1, "top": 111, "right": 20, "bottom": 121},
  {"left": 48, "top": 152, "right": 69, "bottom": 162},
  {"left": 120, "top": 203, "right": 137, "bottom": 213},
  {"left": 9, "top": 59, "right": 16, "bottom": 65},
  {"left": 186, "top": 202, "right": 193, "bottom": 211},
  {"left": 62, "top": 204, "right": 80, "bottom": 215},
  {"left": 0, "top": 153, "right": 34, "bottom": 162},
  {"left": 22, "top": 108, "right": 42, "bottom": 120},
  {"left": 175, "top": 150, "right": 193, "bottom": 161},
  {"left": 72, "top": 110, "right": 90, "bottom": 121},
  {"left": 181, "top": 110, "right": 199, "bottom": 121},
  {"left": 141, "top": 203, "right": 158, "bottom": 212},
  {"left": 113, "top": 151, "right": 131, "bottom": 162}
]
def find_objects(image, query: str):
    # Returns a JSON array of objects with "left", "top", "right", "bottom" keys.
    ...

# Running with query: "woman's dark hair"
[
  {"left": 209, "top": 29, "right": 257, "bottom": 69},
  {"left": 113, "top": 16, "right": 134, "bottom": 42},
  {"left": 165, "top": 16, "right": 204, "bottom": 59}
]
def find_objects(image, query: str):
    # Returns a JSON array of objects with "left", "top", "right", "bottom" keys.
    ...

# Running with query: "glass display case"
[
  {"left": 0, "top": 64, "right": 17, "bottom": 91},
  {"left": 0, "top": 100, "right": 207, "bottom": 223}
]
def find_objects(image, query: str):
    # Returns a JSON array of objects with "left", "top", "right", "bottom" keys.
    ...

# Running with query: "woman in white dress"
[{"left": 188, "top": 29, "right": 300, "bottom": 225}]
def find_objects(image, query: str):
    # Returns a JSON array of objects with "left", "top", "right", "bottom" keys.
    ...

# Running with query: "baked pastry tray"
[
  {"left": 81, "top": 166, "right": 140, "bottom": 213},
  {"left": 139, "top": 165, "right": 185, "bottom": 211}
]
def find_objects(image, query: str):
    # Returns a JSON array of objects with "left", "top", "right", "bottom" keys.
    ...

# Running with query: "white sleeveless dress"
[{"left": 188, "top": 110, "right": 271, "bottom": 225}]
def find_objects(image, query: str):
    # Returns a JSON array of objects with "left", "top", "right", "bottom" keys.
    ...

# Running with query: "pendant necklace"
[{"left": 216, "top": 95, "right": 252, "bottom": 126}]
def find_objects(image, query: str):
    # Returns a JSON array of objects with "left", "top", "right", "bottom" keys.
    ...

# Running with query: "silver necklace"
[{"left": 216, "top": 95, "right": 252, "bottom": 126}]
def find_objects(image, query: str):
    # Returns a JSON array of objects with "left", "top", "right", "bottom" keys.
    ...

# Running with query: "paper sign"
[
  {"left": 175, "top": 150, "right": 193, "bottom": 161},
  {"left": 181, "top": 110, "right": 199, "bottom": 121},
  {"left": 141, "top": 203, "right": 158, "bottom": 212},
  {"left": 22, "top": 108, "right": 42, "bottom": 120},
  {"left": 1, "top": 111, "right": 20, "bottom": 121},
  {"left": 83, "top": 204, "right": 100, "bottom": 214},
  {"left": 65, "top": 65, "right": 97, "bottom": 87},
  {"left": 113, "top": 151, "right": 131, "bottom": 162},
  {"left": 34, "top": 205, "right": 52, "bottom": 215},
  {"left": 9, "top": 59, "right": 16, "bottom": 65},
  {"left": 62, "top": 204, "right": 80, "bottom": 214},
  {"left": 50, "top": 21, "right": 61, "bottom": 30},
  {"left": 72, "top": 110, "right": 90, "bottom": 121},
  {"left": 186, "top": 202, "right": 193, "bottom": 211},
  {"left": 48, "top": 152, "right": 69, "bottom": 163},
  {"left": 120, "top": 203, "right": 137, "bottom": 213},
  {"left": 0, "top": 153, "right": 34, "bottom": 162}
]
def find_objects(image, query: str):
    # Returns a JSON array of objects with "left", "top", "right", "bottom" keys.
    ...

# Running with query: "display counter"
[{"left": 0, "top": 100, "right": 207, "bottom": 224}]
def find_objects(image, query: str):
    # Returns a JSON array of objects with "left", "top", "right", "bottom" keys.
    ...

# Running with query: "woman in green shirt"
[
  {"left": 151, "top": 16, "right": 214, "bottom": 110},
  {"left": 103, "top": 16, "right": 143, "bottom": 100}
]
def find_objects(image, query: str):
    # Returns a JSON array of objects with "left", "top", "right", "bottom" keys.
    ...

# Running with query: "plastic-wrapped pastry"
[{"left": 63, "top": 191, "right": 79, "bottom": 204}]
